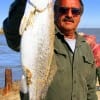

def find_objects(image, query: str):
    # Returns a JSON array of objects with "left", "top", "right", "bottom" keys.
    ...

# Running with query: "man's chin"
[{"left": 64, "top": 27, "right": 74, "bottom": 31}]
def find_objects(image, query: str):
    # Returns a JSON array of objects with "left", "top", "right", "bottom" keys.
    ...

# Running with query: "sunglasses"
[{"left": 58, "top": 7, "right": 81, "bottom": 16}]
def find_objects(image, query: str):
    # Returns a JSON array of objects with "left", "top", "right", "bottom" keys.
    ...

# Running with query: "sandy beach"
[
  {"left": 0, "top": 81, "right": 100, "bottom": 100},
  {"left": 97, "top": 91, "right": 100, "bottom": 100},
  {"left": 0, "top": 81, "right": 20, "bottom": 100}
]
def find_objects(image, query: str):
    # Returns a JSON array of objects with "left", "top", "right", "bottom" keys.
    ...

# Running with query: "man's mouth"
[{"left": 63, "top": 17, "right": 74, "bottom": 23}]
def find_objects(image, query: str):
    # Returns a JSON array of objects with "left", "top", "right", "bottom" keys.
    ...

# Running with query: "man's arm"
[
  {"left": 3, "top": 0, "right": 26, "bottom": 51},
  {"left": 87, "top": 64, "right": 98, "bottom": 100}
]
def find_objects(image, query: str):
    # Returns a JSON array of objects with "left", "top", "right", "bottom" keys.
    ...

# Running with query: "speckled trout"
[{"left": 19, "top": 0, "right": 55, "bottom": 100}]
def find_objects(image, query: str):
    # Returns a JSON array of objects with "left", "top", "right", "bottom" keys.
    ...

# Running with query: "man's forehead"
[{"left": 59, "top": 0, "right": 80, "bottom": 7}]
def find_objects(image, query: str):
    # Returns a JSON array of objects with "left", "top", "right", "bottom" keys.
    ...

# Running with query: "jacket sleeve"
[
  {"left": 3, "top": 0, "right": 26, "bottom": 51},
  {"left": 87, "top": 63, "right": 98, "bottom": 100}
]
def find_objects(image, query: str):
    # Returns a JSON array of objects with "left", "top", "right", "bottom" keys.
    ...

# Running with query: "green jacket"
[{"left": 45, "top": 32, "right": 97, "bottom": 100}]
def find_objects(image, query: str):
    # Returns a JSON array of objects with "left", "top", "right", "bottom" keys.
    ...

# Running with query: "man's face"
[{"left": 55, "top": 0, "right": 82, "bottom": 33}]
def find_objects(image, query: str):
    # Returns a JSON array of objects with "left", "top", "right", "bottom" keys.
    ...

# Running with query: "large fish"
[{"left": 19, "top": 0, "right": 55, "bottom": 100}]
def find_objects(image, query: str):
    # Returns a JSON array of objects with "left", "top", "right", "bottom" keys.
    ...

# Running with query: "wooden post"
[{"left": 3, "top": 68, "right": 12, "bottom": 95}]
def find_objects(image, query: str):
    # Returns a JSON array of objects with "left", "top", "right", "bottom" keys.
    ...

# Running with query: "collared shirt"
[
  {"left": 64, "top": 37, "right": 76, "bottom": 52},
  {"left": 55, "top": 26, "right": 76, "bottom": 52}
]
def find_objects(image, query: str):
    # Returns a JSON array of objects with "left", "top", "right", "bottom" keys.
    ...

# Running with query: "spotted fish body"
[{"left": 19, "top": 0, "right": 55, "bottom": 100}]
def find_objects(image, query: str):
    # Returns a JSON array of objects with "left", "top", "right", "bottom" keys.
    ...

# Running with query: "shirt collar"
[
  {"left": 55, "top": 25, "right": 65, "bottom": 37},
  {"left": 55, "top": 26, "right": 86, "bottom": 47}
]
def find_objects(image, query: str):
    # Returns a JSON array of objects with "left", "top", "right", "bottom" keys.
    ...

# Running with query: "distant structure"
[{"left": 0, "top": 28, "right": 4, "bottom": 34}]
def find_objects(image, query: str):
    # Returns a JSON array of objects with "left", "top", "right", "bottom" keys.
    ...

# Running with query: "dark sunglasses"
[{"left": 58, "top": 7, "right": 81, "bottom": 16}]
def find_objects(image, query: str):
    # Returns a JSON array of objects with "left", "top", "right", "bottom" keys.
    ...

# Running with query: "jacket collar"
[{"left": 54, "top": 26, "right": 86, "bottom": 55}]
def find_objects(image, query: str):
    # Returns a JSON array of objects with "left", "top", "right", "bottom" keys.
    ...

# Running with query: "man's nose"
[{"left": 66, "top": 9, "right": 73, "bottom": 17}]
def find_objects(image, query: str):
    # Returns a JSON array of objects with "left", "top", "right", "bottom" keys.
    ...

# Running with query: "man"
[
  {"left": 3, "top": 0, "right": 97, "bottom": 100},
  {"left": 45, "top": 0, "right": 97, "bottom": 100}
]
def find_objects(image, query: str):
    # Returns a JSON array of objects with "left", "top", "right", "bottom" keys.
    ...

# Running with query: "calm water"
[
  {"left": 78, "top": 28, "right": 100, "bottom": 43},
  {"left": 0, "top": 28, "right": 100, "bottom": 88},
  {"left": 0, "top": 34, "right": 22, "bottom": 88}
]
